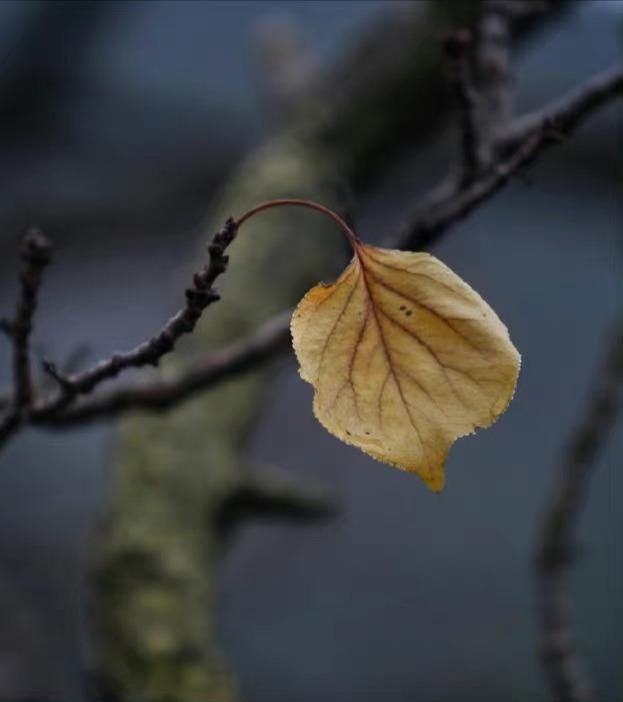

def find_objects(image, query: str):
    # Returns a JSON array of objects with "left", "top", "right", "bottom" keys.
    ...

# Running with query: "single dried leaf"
[{"left": 291, "top": 243, "right": 520, "bottom": 491}]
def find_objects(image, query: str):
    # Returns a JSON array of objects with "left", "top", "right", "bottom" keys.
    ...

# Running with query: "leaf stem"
[{"left": 235, "top": 198, "right": 361, "bottom": 250}]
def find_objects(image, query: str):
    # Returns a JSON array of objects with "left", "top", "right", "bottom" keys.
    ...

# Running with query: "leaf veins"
[{"left": 291, "top": 243, "right": 520, "bottom": 491}]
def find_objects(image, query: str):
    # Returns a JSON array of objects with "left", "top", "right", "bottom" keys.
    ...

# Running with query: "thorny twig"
[{"left": 535, "top": 322, "right": 623, "bottom": 702}]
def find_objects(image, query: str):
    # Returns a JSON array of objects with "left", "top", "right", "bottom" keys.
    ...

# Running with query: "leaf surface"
[{"left": 291, "top": 243, "right": 520, "bottom": 491}]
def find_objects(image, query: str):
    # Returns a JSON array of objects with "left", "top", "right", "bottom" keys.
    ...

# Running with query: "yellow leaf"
[{"left": 291, "top": 243, "right": 520, "bottom": 491}]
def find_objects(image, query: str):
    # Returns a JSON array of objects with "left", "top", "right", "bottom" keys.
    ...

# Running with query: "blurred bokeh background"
[{"left": 0, "top": 1, "right": 621, "bottom": 701}]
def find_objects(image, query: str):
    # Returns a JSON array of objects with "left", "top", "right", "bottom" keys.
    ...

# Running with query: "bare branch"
[
  {"left": 216, "top": 468, "right": 338, "bottom": 538},
  {"left": 0, "top": 229, "right": 50, "bottom": 445},
  {"left": 13, "top": 229, "right": 51, "bottom": 410},
  {"left": 474, "top": 0, "right": 555, "bottom": 158},
  {"left": 444, "top": 29, "right": 484, "bottom": 182},
  {"left": 501, "top": 65, "right": 623, "bottom": 151},
  {"left": 36, "top": 311, "right": 292, "bottom": 426},
  {"left": 397, "top": 127, "right": 546, "bottom": 251},
  {"left": 398, "top": 63, "right": 623, "bottom": 251},
  {"left": 475, "top": 0, "right": 515, "bottom": 159},
  {"left": 535, "top": 321, "right": 623, "bottom": 702},
  {"left": 33, "top": 218, "right": 238, "bottom": 420},
  {"left": 0, "top": 345, "right": 89, "bottom": 414}
]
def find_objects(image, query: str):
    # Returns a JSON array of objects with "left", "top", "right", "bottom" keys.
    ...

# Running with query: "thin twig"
[
  {"left": 36, "top": 311, "right": 292, "bottom": 426},
  {"left": 500, "top": 66, "right": 623, "bottom": 151},
  {"left": 0, "top": 229, "right": 50, "bottom": 445},
  {"left": 535, "top": 322, "right": 623, "bottom": 702},
  {"left": 33, "top": 218, "right": 238, "bottom": 420},
  {"left": 397, "top": 63, "right": 623, "bottom": 250},
  {"left": 444, "top": 29, "right": 483, "bottom": 182},
  {"left": 475, "top": 0, "right": 515, "bottom": 160},
  {"left": 397, "top": 127, "right": 546, "bottom": 251},
  {"left": 13, "top": 229, "right": 51, "bottom": 411}
]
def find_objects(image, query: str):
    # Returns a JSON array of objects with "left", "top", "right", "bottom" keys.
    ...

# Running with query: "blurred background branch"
[
  {"left": 536, "top": 320, "right": 623, "bottom": 702},
  {"left": 0, "top": 229, "right": 50, "bottom": 444}
]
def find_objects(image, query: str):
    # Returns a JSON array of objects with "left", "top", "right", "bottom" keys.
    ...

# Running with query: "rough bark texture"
[
  {"left": 87, "top": 3, "right": 540, "bottom": 701},
  {"left": 89, "top": 140, "right": 347, "bottom": 702}
]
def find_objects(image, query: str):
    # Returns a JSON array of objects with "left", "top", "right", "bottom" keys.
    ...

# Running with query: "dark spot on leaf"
[
  {"left": 399, "top": 305, "right": 406, "bottom": 311},
  {"left": 406, "top": 310, "right": 412, "bottom": 317}
]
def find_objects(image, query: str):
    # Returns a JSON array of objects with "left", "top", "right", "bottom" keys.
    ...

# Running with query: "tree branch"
[
  {"left": 500, "top": 65, "right": 623, "bottom": 150},
  {"left": 397, "top": 64, "right": 623, "bottom": 251},
  {"left": 445, "top": 29, "right": 484, "bottom": 182},
  {"left": 475, "top": 0, "right": 515, "bottom": 157},
  {"left": 12, "top": 229, "right": 51, "bottom": 410},
  {"left": 397, "top": 127, "right": 546, "bottom": 251},
  {"left": 39, "top": 311, "right": 292, "bottom": 426},
  {"left": 33, "top": 218, "right": 238, "bottom": 420},
  {"left": 535, "top": 321, "right": 623, "bottom": 702},
  {"left": 216, "top": 468, "right": 338, "bottom": 539},
  {"left": 0, "top": 229, "right": 50, "bottom": 444}
]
